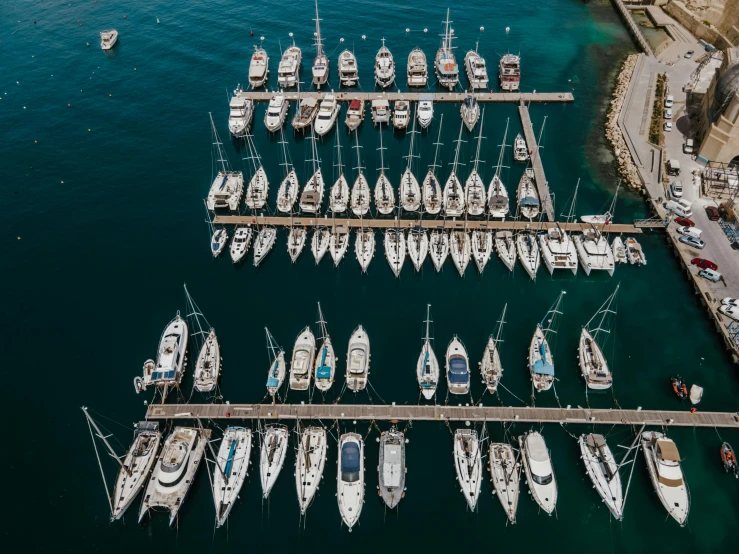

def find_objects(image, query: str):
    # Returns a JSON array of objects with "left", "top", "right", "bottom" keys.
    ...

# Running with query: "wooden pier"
[
  {"left": 147, "top": 403, "right": 739, "bottom": 428},
  {"left": 236, "top": 90, "right": 574, "bottom": 104},
  {"left": 212, "top": 214, "right": 665, "bottom": 233},
  {"left": 518, "top": 99, "right": 555, "bottom": 221}
]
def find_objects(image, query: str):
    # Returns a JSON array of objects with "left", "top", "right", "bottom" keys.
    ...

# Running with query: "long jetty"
[
  {"left": 147, "top": 403, "right": 739, "bottom": 428},
  {"left": 236, "top": 90, "right": 574, "bottom": 103},
  {"left": 518, "top": 99, "right": 555, "bottom": 221}
]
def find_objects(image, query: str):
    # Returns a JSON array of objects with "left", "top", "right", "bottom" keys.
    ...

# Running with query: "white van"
[
  {"left": 684, "top": 139, "right": 694, "bottom": 154},
  {"left": 665, "top": 95, "right": 674, "bottom": 108},
  {"left": 664, "top": 199, "right": 693, "bottom": 218},
  {"left": 678, "top": 226, "right": 702, "bottom": 239}
]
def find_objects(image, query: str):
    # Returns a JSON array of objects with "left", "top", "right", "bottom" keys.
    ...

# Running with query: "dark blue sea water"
[{"left": 2, "top": 1, "right": 738, "bottom": 552}]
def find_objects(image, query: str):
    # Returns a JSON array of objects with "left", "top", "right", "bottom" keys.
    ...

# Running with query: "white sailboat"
[
  {"left": 264, "top": 93, "right": 288, "bottom": 133},
  {"left": 384, "top": 228, "right": 406, "bottom": 278},
  {"left": 314, "top": 303, "right": 336, "bottom": 392},
  {"left": 494, "top": 230, "right": 517, "bottom": 271},
  {"left": 289, "top": 327, "right": 316, "bottom": 391},
  {"left": 276, "top": 128, "right": 299, "bottom": 214},
  {"left": 287, "top": 226, "right": 307, "bottom": 262},
  {"left": 407, "top": 48, "right": 428, "bottom": 87},
  {"left": 212, "top": 426, "right": 251, "bottom": 527},
  {"left": 519, "top": 431, "right": 557, "bottom": 515},
  {"left": 422, "top": 114, "right": 444, "bottom": 215},
  {"left": 488, "top": 118, "right": 510, "bottom": 219},
  {"left": 296, "top": 426, "right": 328, "bottom": 514},
  {"left": 641, "top": 431, "right": 690, "bottom": 526},
  {"left": 249, "top": 45, "right": 269, "bottom": 89},
  {"left": 400, "top": 109, "right": 421, "bottom": 212},
  {"left": 581, "top": 182, "right": 619, "bottom": 224},
  {"left": 435, "top": 9, "right": 459, "bottom": 90},
  {"left": 416, "top": 304, "right": 439, "bottom": 400},
  {"left": 355, "top": 228, "right": 375, "bottom": 273},
  {"left": 465, "top": 108, "right": 486, "bottom": 216},
  {"left": 314, "top": 93, "right": 339, "bottom": 136},
  {"left": 444, "top": 122, "right": 466, "bottom": 216},
  {"left": 312, "top": 226, "right": 330, "bottom": 264},
  {"left": 329, "top": 226, "right": 350, "bottom": 266},
  {"left": 277, "top": 42, "right": 301, "bottom": 88},
  {"left": 228, "top": 86, "right": 253, "bottom": 138},
  {"left": 446, "top": 335, "right": 470, "bottom": 395},
  {"left": 311, "top": 0, "right": 329, "bottom": 88},
  {"left": 135, "top": 314, "right": 188, "bottom": 394},
  {"left": 378, "top": 424, "right": 406, "bottom": 509},
  {"left": 253, "top": 226, "right": 277, "bottom": 267},
  {"left": 330, "top": 129, "right": 350, "bottom": 214},
  {"left": 186, "top": 285, "right": 221, "bottom": 394},
  {"left": 471, "top": 230, "right": 493, "bottom": 273},
  {"left": 346, "top": 326, "right": 370, "bottom": 392},
  {"left": 407, "top": 227, "right": 429, "bottom": 272},
  {"left": 374, "top": 125, "right": 395, "bottom": 215},
  {"left": 578, "top": 433, "right": 623, "bottom": 520},
  {"left": 579, "top": 285, "right": 619, "bottom": 390},
  {"left": 300, "top": 130, "right": 325, "bottom": 213},
  {"left": 450, "top": 230, "right": 471, "bottom": 276},
  {"left": 529, "top": 291, "right": 564, "bottom": 393},
  {"left": 454, "top": 429, "right": 482, "bottom": 510},
  {"left": 244, "top": 134, "right": 269, "bottom": 210},
  {"left": 351, "top": 130, "right": 370, "bottom": 216},
  {"left": 374, "top": 38, "right": 395, "bottom": 88},
  {"left": 517, "top": 170, "right": 539, "bottom": 220},
  {"left": 337, "top": 433, "right": 365, "bottom": 530},
  {"left": 429, "top": 230, "right": 449, "bottom": 272},
  {"left": 516, "top": 230, "right": 540, "bottom": 279},
  {"left": 265, "top": 327, "right": 286, "bottom": 398},
  {"left": 461, "top": 94, "right": 479, "bottom": 132},
  {"left": 488, "top": 442, "right": 519, "bottom": 523},
  {"left": 480, "top": 304, "right": 506, "bottom": 393},
  {"left": 206, "top": 113, "right": 244, "bottom": 211},
  {"left": 260, "top": 424, "right": 289, "bottom": 498},
  {"left": 229, "top": 226, "right": 253, "bottom": 263},
  {"left": 338, "top": 49, "right": 359, "bottom": 86},
  {"left": 210, "top": 226, "right": 227, "bottom": 258}
]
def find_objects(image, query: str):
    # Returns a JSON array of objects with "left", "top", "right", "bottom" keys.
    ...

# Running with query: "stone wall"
[{"left": 663, "top": 1, "right": 736, "bottom": 48}]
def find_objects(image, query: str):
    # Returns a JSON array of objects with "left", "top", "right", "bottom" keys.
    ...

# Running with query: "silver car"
[{"left": 678, "top": 234, "right": 705, "bottom": 249}]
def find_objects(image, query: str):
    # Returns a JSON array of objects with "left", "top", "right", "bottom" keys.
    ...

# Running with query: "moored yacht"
[
  {"left": 312, "top": 0, "right": 329, "bottom": 88},
  {"left": 100, "top": 30, "right": 118, "bottom": 50},
  {"left": 384, "top": 229, "right": 406, "bottom": 277},
  {"left": 488, "top": 442, "right": 520, "bottom": 523},
  {"left": 416, "top": 304, "right": 439, "bottom": 399},
  {"left": 264, "top": 93, "right": 288, "bottom": 133},
  {"left": 517, "top": 171, "right": 539, "bottom": 219},
  {"left": 516, "top": 230, "right": 540, "bottom": 280},
  {"left": 480, "top": 334, "right": 503, "bottom": 393},
  {"left": 444, "top": 123, "right": 466, "bottom": 216},
  {"left": 296, "top": 426, "right": 327, "bottom": 514},
  {"left": 265, "top": 327, "right": 286, "bottom": 397},
  {"left": 355, "top": 229, "right": 375, "bottom": 273},
  {"left": 137, "top": 315, "right": 188, "bottom": 393},
  {"left": 207, "top": 114, "right": 244, "bottom": 211},
  {"left": 260, "top": 424, "right": 289, "bottom": 498},
  {"left": 461, "top": 95, "right": 479, "bottom": 132},
  {"left": 371, "top": 99, "right": 391, "bottom": 125},
  {"left": 539, "top": 226, "right": 578, "bottom": 275},
  {"left": 292, "top": 97, "right": 319, "bottom": 131},
  {"left": 400, "top": 113, "right": 421, "bottom": 211},
  {"left": 435, "top": 9, "right": 459, "bottom": 90},
  {"left": 573, "top": 227, "right": 615, "bottom": 276},
  {"left": 471, "top": 230, "right": 492, "bottom": 273},
  {"left": 351, "top": 130, "right": 370, "bottom": 216},
  {"left": 513, "top": 133, "right": 528, "bottom": 162},
  {"left": 494, "top": 230, "right": 517, "bottom": 271},
  {"left": 345, "top": 99, "right": 365, "bottom": 131},
  {"left": 229, "top": 226, "right": 253, "bottom": 264},
  {"left": 329, "top": 227, "right": 350, "bottom": 266},
  {"left": 213, "top": 427, "right": 252, "bottom": 527},
  {"left": 393, "top": 100, "right": 410, "bottom": 131},
  {"left": 454, "top": 429, "right": 481, "bottom": 510},
  {"left": 407, "top": 228, "right": 429, "bottom": 272},
  {"left": 314, "top": 303, "right": 336, "bottom": 391},
  {"left": 378, "top": 425, "right": 406, "bottom": 509},
  {"left": 289, "top": 327, "right": 316, "bottom": 390},
  {"left": 625, "top": 237, "right": 646, "bottom": 266},
  {"left": 253, "top": 226, "right": 277, "bottom": 266},
  {"left": 193, "top": 329, "right": 220, "bottom": 393},
  {"left": 499, "top": 53, "right": 521, "bottom": 91},
  {"left": 374, "top": 128, "right": 395, "bottom": 215},
  {"left": 346, "top": 326, "right": 370, "bottom": 392},
  {"left": 245, "top": 165, "right": 269, "bottom": 210},
  {"left": 446, "top": 336, "right": 470, "bottom": 394},
  {"left": 423, "top": 115, "right": 444, "bottom": 214},
  {"left": 429, "top": 230, "right": 449, "bottom": 272},
  {"left": 287, "top": 226, "right": 307, "bottom": 262},
  {"left": 277, "top": 44, "right": 301, "bottom": 88},
  {"left": 338, "top": 49, "right": 359, "bottom": 86},
  {"left": 450, "top": 230, "right": 471, "bottom": 276},
  {"left": 641, "top": 431, "right": 689, "bottom": 526},
  {"left": 249, "top": 46, "right": 269, "bottom": 89},
  {"left": 579, "top": 433, "right": 623, "bottom": 520},
  {"left": 529, "top": 324, "right": 555, "bottom": 392},
  {"left": 337, "top": 433, "right": 365, "bottom": 530},
  {"left": 211, "top": 228, "right": 228, "bottom": 258},
  {"left": 374, "top": 38, "right": 395, "bottom": 88},
  {"left": 314, "top": 93, "right": 340, "bottom": 136},
  {"left": 488, "top": 174, "right": 509, "bottom": 219},
  {"left": 612, "top": 236, "right": 628, "bottom": 264},
  {"left": 520, "top": 431, "right": 557, "bottom": 514},
  {"left": 465, "top": 47, "right": 489, "bottom": 89},
  {"left": 466, "top": 111, "right": 487, "bottom": 216},
  {"left": 300, "top": 133, "right": 325, "bottom": 213},
  {"left": 312, "top": 227, "right": 330, "bottom": 264},
  {"left": 228, "top": 87, "right": 253, "bottom": 138},
  {"left": 277, "top": 171, "right": 299, "bottom": 213},
  {"left": 579, "top": 286, "right": 618, "bottom": 390},
  {"left": 417, "top": 94, "right": 434, "bottom": 129},
  {"left": 407, "top": 48, "right": 428, "bottom": 87}
]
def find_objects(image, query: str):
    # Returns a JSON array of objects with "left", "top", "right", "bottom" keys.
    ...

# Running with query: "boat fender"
[{"left": 690, "top": 407, "right": 697, "bottom": 414}]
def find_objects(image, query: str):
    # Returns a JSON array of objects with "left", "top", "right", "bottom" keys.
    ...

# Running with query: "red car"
[
  {"left": 691, "top": 258, "right": 718, "bottom": 270},
  {"left": 675, "top": 216, "right": 694, "bottom": 227},
  {"left": 705, "top": 206, "right": 720, "bottom": 221}
]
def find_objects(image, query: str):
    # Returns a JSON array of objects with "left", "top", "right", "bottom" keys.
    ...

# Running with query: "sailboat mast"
[
  {"left": 210, "top": 112, "right": 228, "bottom": 174},
  {"left": 588, "top": 284, "right": 619, "bottom": 342},
  {"left": 495, "top": 118, "right": 509, "bottom": 180},
  {"left": 405, "top": 105, "right": 418, "bottom": 171},
  {"left": 335, "top": 125, "right": 344, "bottom": 176},
  {"left": 493, "top": 303, "right": 507, "bottom": 345},
  {"left": 314, "top": 0, "right": 323, "bottom": 57},
  {"left": 279, "top": 127, "right": 291, "bottom": 179},
  {"left": 82, "top": 407, "right": 129, "bottom": 474},
  {"left": 473, "top": 107, "right": 485, "bottom": 174},
  {"left": 424, "top": 303, "right": 432, "bottom": 342},
  {"left": 431, "top": 114, "right": 444, "bottom": 178},
  {"left": 451, "top": 121, "right": 463, "bottom": 174}
]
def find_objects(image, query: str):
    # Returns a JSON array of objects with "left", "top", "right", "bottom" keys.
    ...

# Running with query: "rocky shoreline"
[{"left": 605, "top": 54, "right": 643, "bottom": 192}]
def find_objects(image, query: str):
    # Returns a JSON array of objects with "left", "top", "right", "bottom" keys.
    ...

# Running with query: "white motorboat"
[
  {"left": 371, "top": 99, "right": 391, "bottom": 125},
  {"left": 407, "top": 48, "right": 428, "bottom": 87},
  {"left": 516, "top": 231, "right": 540, "bottom": 280},
  {"left": 228, "top": 87, "right": 253, "bottom": 138},
  {"left": 338, "top": 49, "right": 359, "bottom": 86},
  {"left": 374, "top": 38, "right": 395, "bottom": 88},
  {"left": 229, "top": 226, "right": 253, "bottom": 263},
  {"left": 355, "top": 229, "right": 375, "bottom": 273},
  {"left": 417, "top": 93, "right": 434, "bottom": 128},
  {"left": 488, "top": 118, "right": 510, "bottom": 218},
  {"left": 529, "top": 291, "right": 564, "bottom": 392},
  {"left": 460, "top": 94, "right": 479, "bottom": 132},
  {"left": 300, "top": 133, "right": 325, "bottom": 213},
  {"left": 289, "top": 327, "right": 316, "bottom": 391},
  {"left": 137, "top": 315, "right": 188, "bottom": 393},
  {"left": 450, "top": 231, "right": 471, "bottom": 276},
  {"left": 480, "top": 309, "right": 505, "bottom": 394},
  {"left": 264, "top": 93, "right": 288, "bottom": 133},
  {"left": 471, "top": 230, "right": 492, "bottom": 273},
  {"left": 611, "top": 236, "right": 628, "bottom": 264},
  {"left": 423, "top": 115, "right": 444, "bottom": 215},
  {"left": 517, "top": 171, "right": 539, "bottom": 220},
  {"left": 579, "top": 285, "right": 619, "bottom": 390},
  {"left": 311, "top": 227, "right": 330, "bottom": 264},
  {"left": 260, "top": 424, "right": 289, "bottom": 498},
  {"left": 400, "top": 113, "right": 421, "bottom": 212},
  {"left": 312, "top": 0, "right": 329, "bottom": 88},
  {"left": 346, "top": 326, "right": 370, "bottom": 392},
  {"left": 520, "top": 431, "right": 557, "bottom": 514},
  {"left": 245, "top": 165, "right": 269, "bottom": 210},
  {"left": 296, "top": 426, "right": 328, "bottom": 514},
  {"left": 331, "top": 130, "right": 349, "bottom": 214},
  {"left": 210, "top": 227, "right": 228, "bottom": 258},
  {"left": 100, "top": 30, "right": 118, "bottom": 50},
  {"left": 206, "top": 114, "right": 244, "bottom": 211},
  {"left": 625, "top": 237, "right": 646, "bottom": 265},
  {"left": 314, "top": 93, "right": 339, "bottom": 136},
  {"left": 499, "top": 53, "right": 521, "bottom": 92},
  {"left": 374, "top": 128, "right": 395, "bottom": 215},
  {"left": 292, "top": 96, "right": 319, "bottom": 131},
  {"left": 454, "top": 429, "right": 482, "bottom": 510},
  {"left": 513, "top": 133, "right": 528, "bottom": 162},
  {"left": 213, "top": 427, "right": 252, "bottom": 527},
  {"left": 314, "top": 303, "right": 336, "bottom": 391},
  {"left": 465, "top": 47, "right": 489, "bottom": 89},
  {"left": 435, "top": 9, "right": 459, "bottom": 90},
  {"left": 488, "top": 443, "right": 519, "bottom": 524},
  {"left": 494, "top": 231, "right": 517, "bottom": 271},
  {"left": 539, "top": 226, "right": 578, "bottom": 275},
  {"left": 138, "top": 427, "right": 210, "bottom": 525},
  {"left": 379, "top": 425, "right": 406, "bottom": 509},
  {"left": 253, "top": 226, "right": 277, "bottom": 267},
  {"left": 579, "top": 433, "right": 623, "bottom": 520},
  {"left": 641, "top": 431, "right": 689, "bottom": 526},
  {"left": 407, "top": 228, "right": 428, "bottom": 272},
  {"left": 277, "top": 44, "right": 301, "bottom": 88},
  {"left": 416, "top": 304, "right": 439, "bottom": 399},
  {"left": 581, "top": 182, "right": 619, "bottom": 225},
  {"left": 345, "top": 99, "right": 365, "bottom": 131},
  {"left": 265, "top": 327, "right": 286, "bottom": 397},
  {"left": 249, "top": 46, "right": 269, "bottom": 89},
  {"left": 329, "top": 227, "right": 350, "bottom": 266},
  {"left": 287, "top": 226, "right": 307, "bottom": 262},
  {"left": 444, "top": 123, "right": 466, "bottom": 216},
  {"left": 573, "top": 227, "right": 615, "bottom": 276},
  {"left": 429, "top": 230, "right": 449, "bottom": 272},
  {"left": 393, "top": 99, "right": 410, "bottom": 131},
  {"left": 466, "top": 111, "right": 487, "bottom": 216},
  {"left": 384, "top": 229, "right": 406, "bottom": 277},
  {"left": 446, "top": 335, "right": 470, "bottom": 394},
  {"left": 337, "top": 433, "right": 365, "bottom": 530},
  {"left": 351, "top": 130, "right": 371, "bottom": 216},
  {"left": 193, "top": 329, "right": 220, "bottom": 393}
]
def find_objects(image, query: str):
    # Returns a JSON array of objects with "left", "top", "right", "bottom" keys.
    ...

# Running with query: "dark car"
[
  {"left": 705, "top": 206, "right": 720, "bottom": 221},
  {"left": 675, "top": 216, "right": 695, "bottom": 227},
  {"left": 691, "top": 258, "right": 718, "bottom": 270}
]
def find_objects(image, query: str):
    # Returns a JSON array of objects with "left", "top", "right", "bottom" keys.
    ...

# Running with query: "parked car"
[
  {"left": 664, "top": 108, "right": 673, "bottom": 119},
  {"left": 667, "top": 159, "right": 681, "bottom": 176},
  {"left": 721, "top": 298, "right": 739, "bottom": 307},
  {"left": 675, "top": 216, "right": 694, "bottom": 227},
  {"left": 684, "top": 139, "right": 694, "bottom": 154},
  {"left": 665, "top": 95, "right": 674, "bottom": 108},
  {"left": 664, "top": 199, "right": 692, "bottom": 217},
  {"left": 699, "top": 268, "right": 721, "bottom": 282},
  {"left": 678, "top": 234, "right": 705, "bottom": 249},
  {"left": 691, "top": 258, "right": 718, "bottom": 270},
  {"left": 705, "top": 206, "right": 720, "bottom": 221},
  {"left": 670, "top": 181, "right": 683, "bottom": 198},
  {"left": 685, "top": 50, "right": 694, "bottom": 59},
  {"left": 664, "top": 121, "right": 673, "bottom": 132},
  {"left": 718, "top": 304, "right": 739, "bottom": 321},
  {"left": 678, "top": 226, "right": 702, "bottom": 239}
]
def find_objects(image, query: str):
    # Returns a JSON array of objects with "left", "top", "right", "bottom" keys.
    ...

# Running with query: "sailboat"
[
  {"left": 289, "top": 327, "right": 316, "bottom": 390},
  {"left": 300, "top": 129, "right": 325, "bottom": 213},
  {"left": 296, "top": 426, "right": 328, "bottom": 514},
  {"left": 384, "top": 226, "right": 406, "bottom": 277},
  {"left": 206, "top": 113, "right": 244, "bottom": 211},
  {"left": 471, "top": 230, "right": 493, "bottom": 273},
  {"left": 416, "top": 304, "right": 439, "bottom": 399},
  {"left": 314, "top": 303, "right": 336, "bottom": 392},
  {"left": 212, "top": 427, "right": 252, "bottom": 527},
  {"left": 253, "top": 225, "right": 277, "bottom": 267},
  {"left": 400, "top": 108, "right": 421, "bottom": 212},
  {"left": 494, "top": 230, "right": 517, "bottom": 271},
  {"left": 429, "top": 230, "right": 450, "bottom": 272},
  {"left": 529, "top": 291, "right": 564, "bottom": 392},
  {"left": 515, "top": 230, "right": 540, "bottom": 280},
  {"left": 287, "top": 226, "right": 307, "bottom": 262},
  {"left": 312, "top": 226, "right": 330, "bottom": 263},
  {"left": 488, "top": 442, "right": 519, "bottom": 523},
  {"left": 350, "top": 130, "right": 370, "bottom": 216},
  {"left": 230, "top": 227, "right": 254, "bottom": 264},
  {"left": 205, "top": 201, "right": 227, "bottom": 257},
  {"left": 346, "top": 325, "right": 370, "bottom": 391},
  {"left": 443, "top": 122, "right": 466, "bottom": 216},
  {"left": 517, "top": 170, "right": 539, "bottom": 220},
  {"left": 330, "top": 128, "right": 350, "bottom": 214},
  {"left": 378, "top": 424, "right": 406, "bottom": 509},
  {"left": 578, "top": 433, "right": 623, "bottom": 520},
  {"left": 134, "top": 313, "right": 188, "bottom": 395},
  {"left": 407, "top": 227, "right": 429, "bottom": 272},
  {"left": 337, "top": 433, "right": 365, "bottom": 530},
  {"left": 374, "top": 125, "right": 395, "bottom": 215},
  {"left": 244, "top": 133, "right": 269, "bottom": 210},
  {"left": 311, "top": 0, "right": 329, "bottom": 88},
  {"left": 488, "top": 118, "right": 510, "bottom": 219},
  {"left": 540, "top": 180, "right": 579, "bottom": 274},
  {"left": 186, "top": 285, "right": 221, "bottom": 394},
  {"left": 579, "top": 285, "right": 618, "bottom": 390},
  {"left": 435, "top": 9, "right": 459, "bottom": 90},
  {"left": 465, "top": 107, "right": 486, "bottom": 216},
  {"left": 265, "top": 327, "right": 286, "bottom": 398},
  {"left": 581, "top": 182, "right": 619, "bottom": 224},
  {"left": 446, "top": 335, "right": 470, "bottom": 394},
  {"left": 519, "top": 431, "right": 557, "bottom": 514},
  {"left": 450, "top": 230, "right": 471, "bottom": 276},
  {"left": 355, "top": 227, "right": 375, "bottom": 273},
  {"left": 461, "top": 94, "right": 479, "bottom": 132},
  {"left": 480, "top": 304, "right": 506, "bottom": 393},
  {"left": 422, "top": 114, "right": 444, "bottom": 215},
  {"left": 454, "top": 429, "right": 481, "bottom": 510},
  {"left": 276, "top": 127, "right": 299, "bottom": 214},
  {"left": 260, "top": 424, "right": 289, "bottom": 498},
  {"left": 641, "top": 431, "right": 690, "bottom": 526},
  {"left": 329, "top": 225, "right": 350, "bottom": 266}
]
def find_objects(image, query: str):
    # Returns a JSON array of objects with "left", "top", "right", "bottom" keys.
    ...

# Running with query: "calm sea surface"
[{"left": 2, "top": 1, "right": 738, "bottom": 552}]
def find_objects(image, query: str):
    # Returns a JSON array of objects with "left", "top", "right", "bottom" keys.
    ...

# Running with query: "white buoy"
[
  {"left": 506, "top": 26, "right": 510, "bottom": 33},
  {"left": 423, "top": 28, "right": 428, "bottom": 33},
  {"left": 289, "top": 32, "right": 293, "bottom": 37},
  {"left": 405, "top": 28, "right": 410, "bottom": 33},
  {"left": 465, "top": 420, "right": 471, "bottom": 426},
  {"left": 362, "top": 35, "right": 366, "bottom": 40},
  {"left": 260, "top": 36, "right": 265, "bottom": 41},
  {"left": 480, "top": 26, "right": 484, "bottom": 32},
  {"left": 314, "top": 32, "right": 318, "bottom": 37},
  {"left": 340, "top": 37, "right": 344, "bottom": 43}
]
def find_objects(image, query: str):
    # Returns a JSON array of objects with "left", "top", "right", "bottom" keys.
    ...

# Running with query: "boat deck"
[
  {"left": 518, "top": 99, "right": 555, "bottom": 221},
  {"left": 236, "top": 91, "right": 574, "bottom": 103}
]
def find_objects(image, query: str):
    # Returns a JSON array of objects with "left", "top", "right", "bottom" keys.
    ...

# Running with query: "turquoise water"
[{"left": 3, "top": 0, "right": 738, "bottom": 552}]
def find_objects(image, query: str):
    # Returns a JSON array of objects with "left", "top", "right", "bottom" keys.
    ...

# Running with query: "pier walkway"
[
  {"left": 236, "top": 90, "right": 574, "bottom": 104},
  {"left": 147, "top": 403, "right": 739, "bottom": 428},
  {"left": 518, "top": 100, "right": 555, "bottom": 221},
  {"left": 612, "top": 0, "right": 656, "bottom": 58}
]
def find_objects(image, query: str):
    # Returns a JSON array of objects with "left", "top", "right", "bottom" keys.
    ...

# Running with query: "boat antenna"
[{"left": 430, "top": 113, "right": 444, "bottom": 178}]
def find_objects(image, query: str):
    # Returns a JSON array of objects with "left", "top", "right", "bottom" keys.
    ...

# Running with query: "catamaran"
[
  {"left": 346, "top": 325, "right": 370, "bottom": 391},
  {"left": 407, "top": 48, "right": 428, "bottom": 87},
  {"left": 465, "top": 45, "right": 489, "bottom": 89},
  {"left": 206, "top": 113, "right": 244, "bottom": 211},
  {"left": 289, "top": 327, "right": 316, "bottom": 390},
  {"left": 539, "top": 225, "right": 578, "bottom": 275},
  {"left": 517, "top": 171, "right": 539, "bottom": 220},
  {"left": 578, "top": 433, "right": 623, "bottom": 520},
  {"left": 187, "top": 285, "right": 221, "bottom": 393},
  {"left": 454, "top": 429, "right": 482, "bottom": 510},
  {"left": 337, "top": 433, "right": 365, "bottom": 530},
  {"left": 466, "top": 108, "right": 486, "bottom": 216},
  {"left": 450, "top": 230, "right": 471, "bottom": 276},
  {"left": 416, "top": 304, "right": 439, "bottom": 399},
  {"left": 314, "top": 93, "right": 339, "bottom": 136},
  {"left": 516, "top": 230, "right": 540, "bottom": 280},
  {"left": 288, "top": 226, "right": 307, "bottom": 262},
  {"left": 429, "top": 230, "right": 449, "bottom": 272},
  {"left": 345, "top": 99, "right": 365, "bottom": 131},
  {"left": 276, "top": 128, "right": 299, "bottom": 213},
  {"left": 444, "top": 122, "right": 466, "bottom": 216},
  {"left": 494, "top": 230, "right": 517, "bottom": 271},
  {"left": 379, "top": 424, "right": 406, "bottom": 509},
  {"left": 277, "top": 42, "right": 301, "bottom": 88},
  {"left": 355, "top": 228, "right": 375, "bottom": 272},
  {"left": 253, "top": 226, "right": 277, "bottom": 266},
  {"left": 417, "top": 93, "right": 434, "bottom": 129},
  {"left": 374, "top": 38, "right": 395, "bottom": 88},
  {"left": 488, "top": 118, "right": 510, "bottom": 218},
  {"left": 520, "top": 431, "right": 557, "bottom": 514},
  {"left": 393, "top": 99, "right": 410, "bottom": 131},
  {"left": 228, "top": 86, "right": 253, "bottom": 138},
  {"left": 423, "top": 115, "right": 444, "bottom": 215},
  {"left": 338, "top": 49, "right": 359, "bottom": 86},
  {"left": 384, "top": 228, "right": 406, "bottom": 277},
  {"left": 351, "top": 130, "right": 371, "bottom": 216},
  {"left": 212, "top": 427, "right": 251, "bottom": 527},
  {"left": 374, "top": 126, "right": 395, "bottom": 215},
  {"left": 249, "top": 45, "right": 269, "bottom": 89},
  {"left": 244, "top": 134, "right": 269, "bottom": 210},
  {"left": 314, "top": 303, "right": 336, "bottom": 391},
  {"left": 260, "top": 424, "right": 289, "bottom": 498},
  {"left": 296, "top": 426, "right": 328, "bottom": 514},
  {"left": 499, "top": 53, "right": 521, "bottom": 91},
  {"left": 330, "top": 129, "right": 349, "bottom": 213},
  {"left": 480, "top": 304, "right": 506, "bottom": 393},
  {"left": 264, "top": 93, "right": 288, "bottom": 132},
  {"left": 529, "top": 291, "right": 564, "bottom": 392},
  {"left": 488, "top": 442, "right": 519, "bottom": 523},
  {"left": 229, "top": 226, "right": 253, "bottom": 263},
  {"left": 573, "top": 226, "right": 615, "bottom": 276},
  {"left": 329, "top": 226, "right": 349, "bottom": 266},
  {"left": 135, "top": 314, "right": 188, "bottom": 395},
  {"left": 435, "top": 9, "right": 459, "bottom": 90},
  {"left": 300, "top": 130, "right": 325, "bottom": 213},
  {"left": 138, "top": 426, "right": 210, "bottom": 525},
  {"left": 312, "top": 0, "right": 329, "bottom": 88},
  {"left": 641, "top": 431, "right": 689, "bottom": 526},
  {"left": 471, "top": 230, "right": 492, "bottom": 273},
  {"left": 461, "top": 94, "right": 479, "bottom": 132},
  {"left": 265, "top": 327, "right": 286, "bottom": 398},
  {"left": 446, "top": 335, "right": 470, "bottom": 394},
  {"left": 579, "top": 285, "right": 619, "bottom": 390},
  {"left": 407, "top": 228, "right": 429, "bottom": 272},
  {"left": 400, "top": 110, "right": 421, "bottom": 212}
]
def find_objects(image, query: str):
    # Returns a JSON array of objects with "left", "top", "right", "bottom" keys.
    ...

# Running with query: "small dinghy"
[
  {"left": 378, "top": 424, "right": 406, "bottom": 509},
  {"left": 454, "top": 429, "right": 482, "bottom": 510},
  {"left": 337, "top": 433, "right": 365, "bottom": 530},
  {"left": 100, "top": 30, "right": 118, "bottom": 50},
  {"left": 520, "top": 431, "right": 557, "bottom": 515},
  {"left": 721, "top": 442, "right": 738, "bottom": 477},
  {"left": 260, "top": 424, "right": 289, "bottom": 498},
  {"left": 213, "top": 427, "right": 251, "bottom": 527},
  {"left": 671, "top": 375, "right": 688, "bottom": 400},
  {"left": 625, "top": 237, "right": 646, "bottom": 265},
  {"left": 611, "top": 236, "right": 628, "bottom": 264},
  {"left": 296, "top": 426, "right": 327, "bottom": 514},
  {"left": 488, "top": 442, "right": 519, "bottom": 524},
  {"left": 689, "top": 384, "right": 703, "bottom": 404}
]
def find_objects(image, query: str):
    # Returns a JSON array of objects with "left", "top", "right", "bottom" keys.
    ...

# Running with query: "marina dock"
[
  {"left": 518, "top": 99, "right": 555, "bottom": 221},
  {"left": 236, "top": 90, "right": 574, "bottom": 103},
  {"left": 147, "top": 403, "right": 739, "bottom": 428}
]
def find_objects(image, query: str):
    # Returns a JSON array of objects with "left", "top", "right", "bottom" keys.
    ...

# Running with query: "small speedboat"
[
  {"left": 230, "top": 227, "right": 253, "bottom": 264},
  {"left": 641, "top": 431, "right": 689, "bottom": 525},
  {"left": 100, "top": 30, "right": 118, "bottom": 50},
  {"left": 671, "top": 375, "right": 688, "bottom": 400},
  {"left": 625, "top": 237, "right": 647, "bottom": 266},
  {"left": 721, "top": 442, "right": 738, "bottom": 477},
  {"left": 260, "top": 424, "right": 289, "bottom": 498},
  {"left": 337, "top": 433, "right": 365, "bottom": 530},
  {"left": 689, "top": 384, "right": 703, "bottom": 405},
  {"left": 454, "top": 429, "right": 481, "bottom": 510},
  {"left": 520, "top": 431, "right": 557, "bottom": 515}
]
